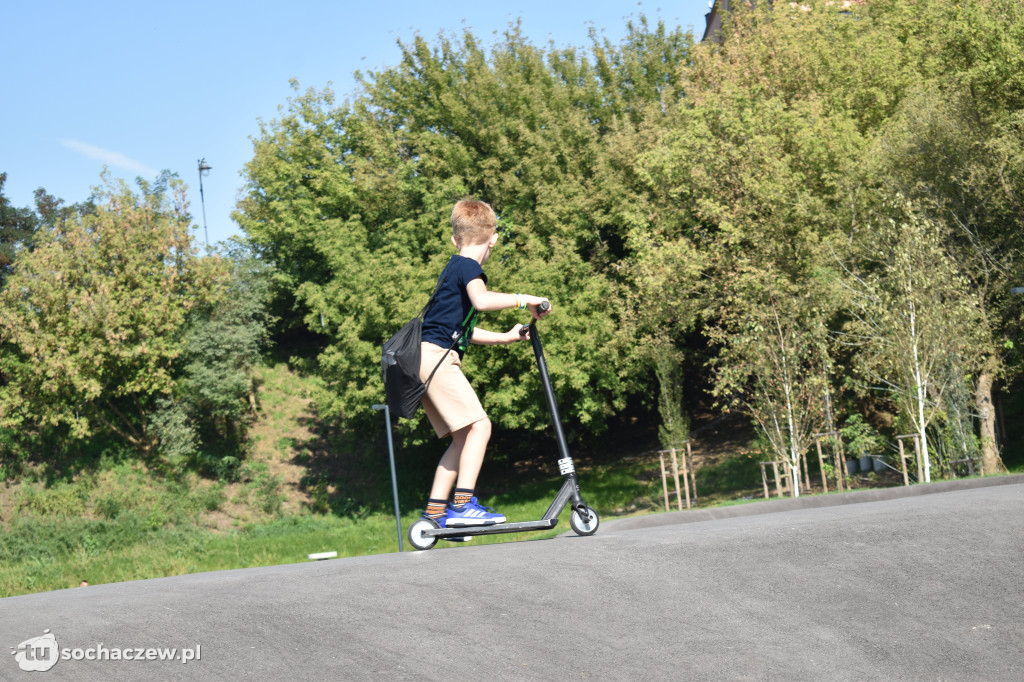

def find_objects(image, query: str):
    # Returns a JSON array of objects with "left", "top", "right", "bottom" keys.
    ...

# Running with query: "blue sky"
[{"left": 2, "top": 1, "right": 710, "bottom": 246}]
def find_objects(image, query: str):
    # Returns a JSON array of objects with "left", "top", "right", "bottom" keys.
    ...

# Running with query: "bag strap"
[{"left": 456, "top": 307, "right": 479, "bottom": 355}]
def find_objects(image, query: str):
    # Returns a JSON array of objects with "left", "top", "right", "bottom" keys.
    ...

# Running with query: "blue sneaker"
[
  {"left": 423, "top": 513, "right": 471, "bottom": 542},
  {"left": 446, "top": 497, "right": 507, "bottom": 527}
]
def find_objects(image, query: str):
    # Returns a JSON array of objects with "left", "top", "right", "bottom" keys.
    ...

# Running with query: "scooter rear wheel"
[
  {"left": 408, "top": 517, "right": 439, "bottom": 551},
  {"left": 570, "top": 506, "right": 600, "bottom": 536}
]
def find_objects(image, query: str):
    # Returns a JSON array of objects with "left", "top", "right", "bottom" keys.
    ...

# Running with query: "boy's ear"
[
  {"left": 451, "top": 235, "right": 459, "bottom": 249},
  {"left": 488, "top": 231, "right": 498, "bottom": 247}
]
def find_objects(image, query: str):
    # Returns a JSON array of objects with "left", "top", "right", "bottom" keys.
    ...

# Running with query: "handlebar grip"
[{"left": 519, "top": 300, "right": 550, "bottom": 336}]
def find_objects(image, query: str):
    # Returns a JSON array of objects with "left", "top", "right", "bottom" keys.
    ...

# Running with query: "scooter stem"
[{"left": 527, "top": 323, "right": 572, "bottom": 463}]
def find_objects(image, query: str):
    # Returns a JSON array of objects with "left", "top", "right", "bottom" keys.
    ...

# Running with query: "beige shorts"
[{"left": 419, "top": 342, "right": 487, "bottom": 438}]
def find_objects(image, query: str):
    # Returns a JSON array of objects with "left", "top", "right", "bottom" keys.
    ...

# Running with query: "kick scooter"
[{"left": 407, "top": 301, "right": 600, "bottom": 550}]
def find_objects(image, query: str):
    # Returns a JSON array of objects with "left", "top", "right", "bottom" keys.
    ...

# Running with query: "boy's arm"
[
  {"left": 466, "top": 278, "right": 551, "bottom": 319},
  {"left": 470, "top": 326, "right": 528, "bottom": 346}
]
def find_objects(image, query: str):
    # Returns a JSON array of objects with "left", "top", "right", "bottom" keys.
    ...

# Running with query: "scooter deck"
[{"left": 425, "top": 519, "right": 558, "bottom": 538}]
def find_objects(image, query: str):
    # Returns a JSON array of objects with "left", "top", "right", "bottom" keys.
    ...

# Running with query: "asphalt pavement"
[{"left": 2, "top": 477, "right": 1022, "bottom": 681}]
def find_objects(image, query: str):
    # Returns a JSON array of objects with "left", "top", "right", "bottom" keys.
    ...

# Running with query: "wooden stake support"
[
  {"left": 658, "top": 446, "right": 694, "bottom": 511},
  {"left": 685, "top": 441, "right": 698, "bottom": 502},
  {"left": 670, "top": 448, "right": 683, "bottom": 510},
  {"left": 815, "top": 438, "right": 828, "bottom": 492},
  {"left": 896, "top": 434, "right": 922, "bottom": 487},
  {"left": 814, "top": 431, "right": 845, "bottom": 493},
  {"left": 798, "top": 450, "right": 811, "bottom": 494},
  {"left": 759, "top": 460, "right": 787, "bottom": 499}
]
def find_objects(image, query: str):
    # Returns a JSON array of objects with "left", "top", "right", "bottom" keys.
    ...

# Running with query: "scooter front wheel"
[
  {"left": 408, "top": 517, "right": 439, "bottom": 550},
  {"left": 570, "top": 506, "right": 600, "bottom": 536}
]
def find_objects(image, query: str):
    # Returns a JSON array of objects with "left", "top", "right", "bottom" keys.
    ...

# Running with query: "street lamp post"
[
  {"left": 197, "top": 158, "right": 212, "bottom": 247},
  {"left": 372, "top": 403, "right": 404, "bottom": 552}
]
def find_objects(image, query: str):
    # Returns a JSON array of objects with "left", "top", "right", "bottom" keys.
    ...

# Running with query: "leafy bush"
[{"left": 148, "top": 400, "right": 199, "bottom": 476}]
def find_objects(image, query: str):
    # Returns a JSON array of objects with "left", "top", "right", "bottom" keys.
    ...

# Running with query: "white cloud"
[{"left": 59, "top": 139, "right": 158, "bottom": 178}]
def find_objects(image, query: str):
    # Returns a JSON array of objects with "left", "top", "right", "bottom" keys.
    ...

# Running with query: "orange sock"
[
  {"left": 424, "top": 498, "right": 446, "bottom": 519},
  {"left": 453, "top": 488, "right": 474, "bottom": 507}
]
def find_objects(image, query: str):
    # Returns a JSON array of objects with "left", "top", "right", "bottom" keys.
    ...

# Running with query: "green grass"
[
  {"left": 0, "top": 453, "right": 661, "bottom": 597},
  {"left": 0, "top": 416, "right": 761, "bottom": 598},
  {"left": 0, "top": 502, "right": 568, "bottom": 597}
]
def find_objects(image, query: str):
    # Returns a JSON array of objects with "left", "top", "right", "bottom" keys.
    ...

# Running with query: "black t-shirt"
[{"left": 421, "top": 255, "right": 486, "bottom": 356}]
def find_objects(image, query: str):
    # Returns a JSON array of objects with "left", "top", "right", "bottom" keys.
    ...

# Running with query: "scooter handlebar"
[{"left": 519, "top": 300, "right": 551, "bottom": 336}]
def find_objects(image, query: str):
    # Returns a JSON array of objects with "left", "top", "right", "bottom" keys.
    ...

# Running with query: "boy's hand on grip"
[{"left": 524, "top": 296, "right": 551, "bottom": 320}]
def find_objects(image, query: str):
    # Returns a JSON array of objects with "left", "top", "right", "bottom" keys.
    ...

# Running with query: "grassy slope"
[{"left": 1, "top": 363, "right": 659, "bottom": 596}]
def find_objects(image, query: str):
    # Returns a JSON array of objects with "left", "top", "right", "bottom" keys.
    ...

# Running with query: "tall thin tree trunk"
[
  {"left": 975, "top": 367, "right": 1001, "bottom": 475},
  {"left": 915, "top": 371, "right": 931, "bottom": 482},
  {"left": 822, "top": 374, "right": 835, "bottom": 434},
  {"left": 909, "top": 301, "right": 931, "bottom": 482},
  {"left": 773, "top": 301, "right": 801, "bottom": 498},
  {"left": 785, "top": 389, "right": 801, "bottom": 498}
]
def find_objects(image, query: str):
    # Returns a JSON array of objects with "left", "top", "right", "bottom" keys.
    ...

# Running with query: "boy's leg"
[
  {"left": 418, "top": 344, "right": 501, "bottom": 524},
  {"left": 428, "top": 425, "right": 471, "bottom": 501},
  {"left": 443, "top": 418, "right": 507, "bottom": 526},
  {"left": 424, "top": 422, "right": 492, "bottom": 540},
  {"left": 453, "top": 418, "right": 491, "bottom": 492},
  {"left": 427, "top": 417, "right": 490, "bottom": 499}
]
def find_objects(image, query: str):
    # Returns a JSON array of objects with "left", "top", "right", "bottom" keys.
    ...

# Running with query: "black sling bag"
[{"left": 381, "top": 266, "right": 476, "bottom": 419}]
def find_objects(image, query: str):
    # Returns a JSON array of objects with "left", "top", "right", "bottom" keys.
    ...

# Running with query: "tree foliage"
[
  {"left": 171, "top": 239, "right": 275, "bottom": 470},
  {"left": 236, "top": 20, "right": 693, "bottom": 437},
  {"left": 233, "top": 2, "right": 1024, "bottom": 477},
  {"left": 839, "top": 200, "right": 984, "bottom": 481},
  {"left": 0, "top": 174, "right": 226, "bottom": 459},
  {"left": 629, "top": 0, "right": 1024, "bottom": 478}
]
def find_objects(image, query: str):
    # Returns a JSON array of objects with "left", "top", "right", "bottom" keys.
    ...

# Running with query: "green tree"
[
  {"left": 863, "top": 0, "right": 1024, "bottom": 473},
  {"left": 839, "top": 200, "right": 984, "bottom": 482},
  {"left": 175, "top": 238, "right": 274, "bottom": 458},
  {"left": 651, "top": 339, "right": 690, "bottom": 451},
  {"left": 709, "top": 270, "right": 832, "bottom": 496},
  {"left": 629, "top": 3, "right": 874, "bottom": 491},
  {"left": 236, "top": 20, "right": 692, "bottom": 437},
  {"left": 633, "top": 0, "right": 1024, "bottom": 481},
  {"left": 0, "top": 173, "right": 224, "bottom": 459}
]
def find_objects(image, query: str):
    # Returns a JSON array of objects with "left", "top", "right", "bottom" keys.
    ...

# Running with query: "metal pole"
[
  {"left": 197, "top": 159, "right": 210, "bottom": 247},
  {"left": 372, "top": 404, "right": 403, "bottom": 552}
]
